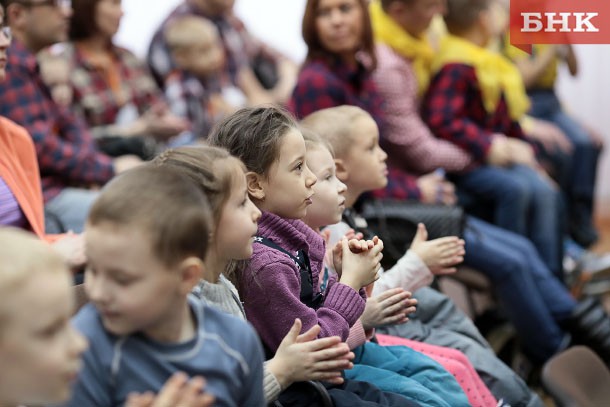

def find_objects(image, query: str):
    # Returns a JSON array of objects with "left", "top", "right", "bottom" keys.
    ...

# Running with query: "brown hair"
[
  {"left": 380, "top": 0, "right": 416, "bottom": 10},
  {"left": 444, "top": 0, "right": 490, "bottom": 34},
  {"left": 300, "top": 105, "right": 370, "bottom": 158},
  {"left": 69, "top": 0, "right": 103, "bottom": 41},
  {"left": 302, "top": 0, "right": 377, "bottom": 69},
  {"left": 152, "top": 145, "right": 245, "bottom": 226},
  {"left": 0, "top": 228, "right": 67, "bottom": 331},
  {"left": 208, "top": 105, "right": 299, "bottom": 176},
  {"left": 87, "top": 165, "right": 212, "bottom": 267}
]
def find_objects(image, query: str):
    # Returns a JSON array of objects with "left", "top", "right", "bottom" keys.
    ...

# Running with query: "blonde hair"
[
  {"left": 164, "top": 15, "right": 219, "bottom": 51},
  {"left": 0, "top": 228, "right": 66, "bottom": 330},
  {"left": 300, "top": 105, "right": 371, "bottom": 159},
  {"left": 300, "top": 126, "right": 335, "bottom": 157}
]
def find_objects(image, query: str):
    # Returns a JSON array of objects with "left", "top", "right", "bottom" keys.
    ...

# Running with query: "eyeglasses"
[
  {"left": 0, "top": 25, "right": 11, "bottom": 41},
  {"left": 16, "top": 0, "right": 72, "bottom": 9}
]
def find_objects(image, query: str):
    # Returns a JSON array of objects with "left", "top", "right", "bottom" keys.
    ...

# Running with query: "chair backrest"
[{"left": 542, "top": 345, "right": 610, "bottom": 407}]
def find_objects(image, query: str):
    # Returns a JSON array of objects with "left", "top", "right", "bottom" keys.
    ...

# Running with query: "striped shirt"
[{"left": 0, "top": 175, "right": 25, "bottom": 227}]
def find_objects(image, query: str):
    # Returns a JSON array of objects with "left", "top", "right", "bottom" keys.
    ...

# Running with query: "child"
[
  {"left": 301, "top": 104, "right": 571, "bottom": 406},
  {"left": 421, "top": 0, "right": 564, "bottom": 278},
  {"left": 63, "top": 165, "right": 266, "bottom": 406},
  {"left": 0, "top": 228, "right": 87, "bottom": 407},
  {"left": 300, "top": 129, "right": 499, "bottom": 406},
  {"left": 209, "top": 106, "right": 470, "bottom": 406},
  {"left": 163, "top": 16, "right": 243, "bottom": 139},
  {"left": 38, "top": 49, "right": 74, "bottom": 109},
  {"left": 151, "top": 145, "right": 356, "bottom": 403}
]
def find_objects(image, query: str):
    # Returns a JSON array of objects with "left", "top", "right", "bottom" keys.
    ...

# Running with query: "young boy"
[
  {"left": 63, "top": 165, "right": 265, "bottom": 406},
  {"left": 0, "top": 228, "right": 87, "bottom": 407},
  {"left": 421, "top": 0, "right": 564, "bottom": 278},
  {"left": 38, "top": 49, "right": 74, "bottom": 109},
  {"left": 301, "top": 105, "right": 561, "bottom": 407},
  {"left": 163, "top": 16, "right": 243, "bottom": 139}
]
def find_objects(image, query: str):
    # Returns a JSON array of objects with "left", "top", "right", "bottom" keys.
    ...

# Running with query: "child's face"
[
  {"left": 84, "top": 223, "right": 188, "bottom": 339},
  {"left": 175, "top": 33, "right": 225, "bottom": 79},
  {"left": 0, "top": 270, "right": 87, "bottom": 405},
  {"left": 257, "top": 128, "right": 318, "bottom": 219},
  {"left": 215, "top": 169, "right": 262, "bottom": 261},
  {"left": 340, "top": 116, "right": 388, "bottom": 193},
  {"left": 303, "top": 145, "right": 347, "bottom": 229},
  {"left": 40, "top": 59, "right": 73, "bottom": 107}
]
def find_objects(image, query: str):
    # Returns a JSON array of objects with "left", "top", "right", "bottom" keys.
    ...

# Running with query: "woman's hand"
[
  {"left": 124, "top": 372, "right": 215, "bottom": 407},
  {"left": 267, "top": 319, "right": 354, "bottom": 388},
  {"left": 360, "top": 288, "right": 417, "bottom": 330},
  {"left": 409, "top": 224, "right": 465, "bottom": 275}
]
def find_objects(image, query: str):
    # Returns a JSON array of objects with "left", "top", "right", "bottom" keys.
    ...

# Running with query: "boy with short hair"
[
  {"left": 63, "top": 165, "right": 265, "bottom": 407},
  {"left": 163, "top": 16, "right": 242, "bottom": 139}
]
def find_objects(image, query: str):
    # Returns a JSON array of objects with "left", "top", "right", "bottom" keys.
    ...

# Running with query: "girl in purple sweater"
[{"left": 210, "top": 106, "right": 470, "bottom": 407}]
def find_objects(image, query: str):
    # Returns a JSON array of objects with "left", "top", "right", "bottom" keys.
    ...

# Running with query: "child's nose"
[{"left": 305, "top": 165, "right": 317, "bottom": 187}]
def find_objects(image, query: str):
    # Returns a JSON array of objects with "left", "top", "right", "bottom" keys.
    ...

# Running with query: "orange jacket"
[{"left": 0, "top": 117, "right": 59, "bottom": 242}]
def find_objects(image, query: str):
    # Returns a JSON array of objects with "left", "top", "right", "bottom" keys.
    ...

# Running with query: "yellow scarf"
[
  {"left": 432, "top": 35, "right": 530, "bottom": 120},
  {"left": 369, "top": 0, "right": 435, "bottom": 95}
]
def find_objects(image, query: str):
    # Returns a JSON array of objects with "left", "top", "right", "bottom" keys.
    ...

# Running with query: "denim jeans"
[
  {"left": 44, "top": 188, "right": 99, "bottom": 233},
  {"left": 464, "top": 216, "right": 576, "bottom": 362},
  {"left": 528, "top": 89, "right": 600, "bottom": 247},
  {"left": 455, "top": 164, "right": 563, "bottom": 277}
]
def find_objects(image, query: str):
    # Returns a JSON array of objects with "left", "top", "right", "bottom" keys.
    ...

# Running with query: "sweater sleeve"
[
  {"left": 241, "top": 254, "right": 365, "bottom": 353},
  {"left": 371, "top": 250, "right": 433, "bottom": 296},
  {"left": 262, "top": 363, "right": 282, "bottom": 402}
]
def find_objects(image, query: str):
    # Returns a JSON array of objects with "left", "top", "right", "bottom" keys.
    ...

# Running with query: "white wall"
[{"left": 117, "top": 0, "right": 609, "bottom": 201}]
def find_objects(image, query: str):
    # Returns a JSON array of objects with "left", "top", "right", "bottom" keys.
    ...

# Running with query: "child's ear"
[
  {"left": 246, "top": 171, "right": 265, "bottom": 201},
  {"left": 177, "top": 257, "right": 204, "bottom": 295},
  {"left": 334, "top": 158, "right": 349, "bottom": 182}
]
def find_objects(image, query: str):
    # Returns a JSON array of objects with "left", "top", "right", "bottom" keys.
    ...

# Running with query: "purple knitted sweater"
[{"left": 239, "top": 211, "right": 366, "bottom": 352}]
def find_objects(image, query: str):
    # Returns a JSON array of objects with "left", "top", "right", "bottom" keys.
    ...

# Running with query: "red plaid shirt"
[
  {"left": 0, "top": 40, "right": 114, "bottom": 202},
  {"left": 373, "top": 44, "right": 473, "bottom": 175},
  {"left": 288, "top": 56, "right": 386, "bottom": 131},
  {"left": 62, "top": 43, "right": 164, "bottom": 136},
  {"left": 421, "top": 63, "right": 525, "bottom": 165}
]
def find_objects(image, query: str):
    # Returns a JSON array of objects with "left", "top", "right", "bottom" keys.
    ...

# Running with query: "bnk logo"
[
  {"left": 510, "top": 0, "right": 610, "bottom": 52},
  {"left": 521, "top": 12, "right": 599, "bottom": 32}
]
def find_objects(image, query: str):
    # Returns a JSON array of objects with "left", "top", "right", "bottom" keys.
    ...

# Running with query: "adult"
[
  {"left": 60, "top": 0, "right": 188, "bottom": 153},
  {"left": 147, "top": 0, "right": 297, "bottom": 106},
  {"left": 0, "top": 0, "right": 140, "bottom": 233}
]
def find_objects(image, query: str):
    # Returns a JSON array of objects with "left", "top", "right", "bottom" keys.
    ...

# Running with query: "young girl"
[
  {"left": 209, "top": 106, "right": 470, "bottom": 407},
  {"left": 151, "top": 145, "right": 411, "bottom": 407},
  {"left": 301, "top": 130, "right": 499, "bottom": 407}
]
